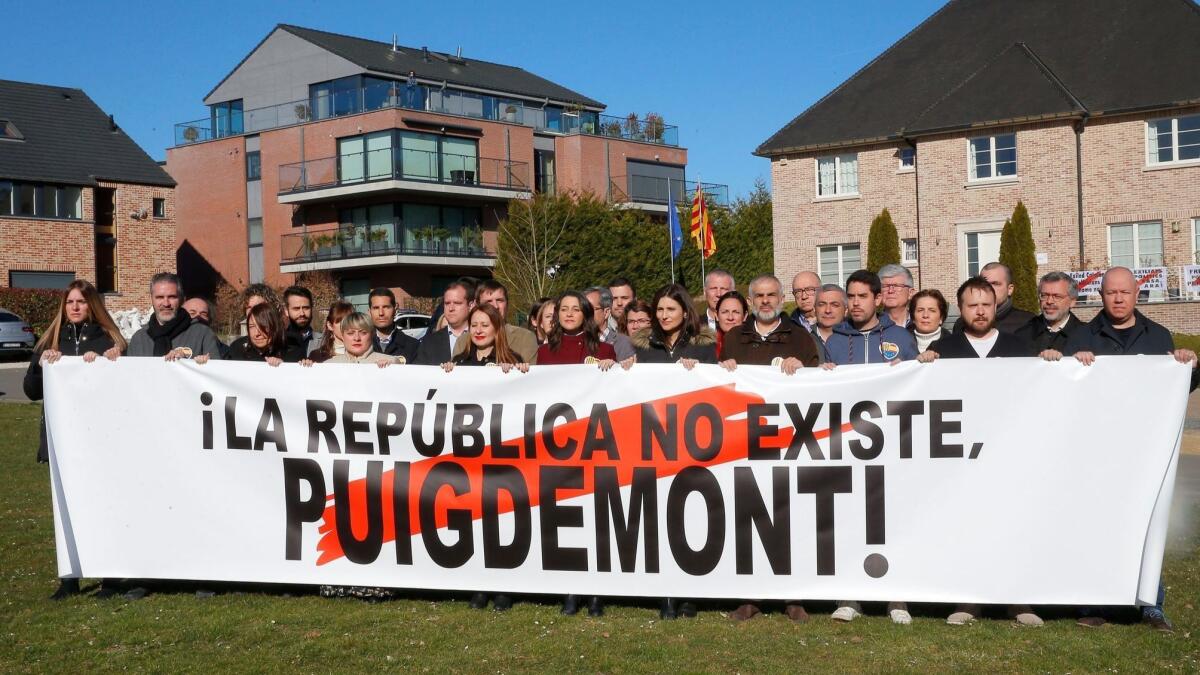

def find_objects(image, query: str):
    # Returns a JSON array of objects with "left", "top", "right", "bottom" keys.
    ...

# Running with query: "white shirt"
[
  {"left": 447, "top": 325, "right": 467, "bottom": 354},
  {"left": 966, "top": 329, "right": 999, "bottom": 358}
]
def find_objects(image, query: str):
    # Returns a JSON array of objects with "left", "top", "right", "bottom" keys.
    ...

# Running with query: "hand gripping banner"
[{"left": 45, "top": 357, "right": 1186, "bottom": 605}]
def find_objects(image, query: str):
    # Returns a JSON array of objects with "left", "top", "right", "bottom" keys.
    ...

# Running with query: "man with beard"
[
  {"left": 825, "top": 269, "right": 917, "bottom": 366},
  {"left": 282, "top": 286, "right": 322, "bottom": 357},
  {"left": 607, "top": 277, "right": 635, "bottom": 334},
  {"left": 1015, "top": 272, "right": 1082, "bottom": 353},
  {"left": 416, "top": 280, "right": 473, "bottom": 365},
  {"left": 953, "top": 262, "right": 1034, "bottom": 334},
  {"left": 128, "top": 273, "right": 221, "bottom": 360},
  {"left": 368, "top": 288, "right": 420, "bottom": 364}
]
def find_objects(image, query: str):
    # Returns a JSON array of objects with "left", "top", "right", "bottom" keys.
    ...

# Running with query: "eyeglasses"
[
  {"left": 1039, "top": 293, "right": 1069, "bottom": 301},
  {"left": 792, "top": 287, "right": 819, "bottom": 297},
  {"left": 881, "top": 283, "right": 912, "bottom": 292},
  {"left": 626, "top": 317, "right": 651, "bottom": 326}
]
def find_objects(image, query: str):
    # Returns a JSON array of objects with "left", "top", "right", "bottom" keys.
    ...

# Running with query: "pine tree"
[
  {"left": 998, "top": 201, "right": 1039, "bottom": 313},
  {"left": 866, "top": 208, "right": 901, "bottom": 273}
]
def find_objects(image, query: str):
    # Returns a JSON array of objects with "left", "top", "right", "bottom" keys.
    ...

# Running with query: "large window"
[
  {"left": 1147, "top": 114, "right": 1200, "bottom": 165},
  {"left": 0, "top": 181, "right": 81, "bottom": 219},
  {"left": 210, "top": 100, "right": 243, "bottom": 138},
  {"left": 816, "top": 154, "right": 858, "bottom": 197},
  {"left": 1109, "top": 221, "right": 1163, "bottom": 268},
  {"left": 968, "top": 133, "right": 1016, "bottom": 180},
  {"left": 310, "top": 76, "right": 360, "bottom": 119},
  {"left": 399, "top": 131, "right": 439, "bottom": 180},
  {"left": 818, "top": 243, "right": 861, "bottom": 286}
]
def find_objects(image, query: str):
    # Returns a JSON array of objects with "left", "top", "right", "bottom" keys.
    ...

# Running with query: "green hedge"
[{"left": 0, "top": 288, "right": 61, "bottom": 336}]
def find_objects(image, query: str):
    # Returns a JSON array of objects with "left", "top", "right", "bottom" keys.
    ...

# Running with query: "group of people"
[{"left": 24, "top": 262, "right": 1196, "bottom": 629}]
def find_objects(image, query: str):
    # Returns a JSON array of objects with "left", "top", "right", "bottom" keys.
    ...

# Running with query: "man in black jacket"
[
  {"left": 283, "top": 286, "right": 322, "bottom": 357},
  {"left": 1015, "top": 271, "right": 1083, "bottom": 353},
  {"left": 368, "top": 288, "right": 420, "bottom": 363},
  {"left": 415, "top": 281, "right": 472, "bottom": 365},
  {"left": 922, "top": 277, "right": 1035, "bottom": 361},
  {"left": 953, "top": 262, "right": 1034, "bottom": 334}
]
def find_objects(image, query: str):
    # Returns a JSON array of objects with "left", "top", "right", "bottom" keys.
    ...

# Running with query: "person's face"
[
  {"left": 980, "top": 267, "right": 1012, "bottom": 306},
  {"left": 585, "top": 291, "right": 610, "bottom": 328},
  {"left": 558, "top": 296, "right": 584, "bottom": 332},
  {"left": 1101, "top": 270, "right": 1137, "bottom": 323},
  {"left": 286, "top": 295, "right": 312, "bottom": 328},
  {"left": 64, "top": 289, "right": 89, "bottom": 324},
  {"left": 815, "top": 290, "right": 846, "bottom": 329},
  {"left": 244, "top": 295, "right": 266, "bottom": 317},
  {"left": 479, "top": 288, "right": 508, "bottom": 319},
  {"left": 183, "top": 298, "right": 209, "bottom": 324},
  {"left": 539, "top": 302, "right": 557, "bottom": 335},
  {"left": 151, "top": 281, "right": 181, "bottom": 323},
  {"left": 717, "top": 298, "right": 745, "bottom": 333},
  {"left": 657, "top": 296, "right": 685, "bottom": 334},
  {"left": 749, "top": 281, "right": 782, "bottom": 323},
  {"left": 880, "top": 274, "right": 914, "bottom": 311},
  {"left": 469, "top": 311, "right": 497, "bottom": 348},
  {"left": 912, "top": 296, "right": 944, "bottom": 334},
  {"left": 443, "top": 288, "right": 470, "bottom": 329},
  {"left": 343, "top": 327, "right": 372, "bottom": 356},
  {"left": 960, "top": 287, "right": 997, "bottom": 336},
  {"left": 705, "top": 274, "right": 733, "bottom": 312},
  {"left": 1039, "top": 280, "right": 1075, "bottom": 322},
  {"left": 369, "top": 295, "right": 396, "bottom": 331},
  {"left": 624, "top": 310, "right": 651, "bottom": 336},
  {"left": 248, "top": 316, "right": 270, "bottom": 350},
  {"left": 846, "top": 281, "right": 881, "bottom": 325},
  {"left": 609, "top": 285, "right": 633, "bottom": 318},
  {"left": 791, "top": 272, "right": 821, "bottom": 314}
]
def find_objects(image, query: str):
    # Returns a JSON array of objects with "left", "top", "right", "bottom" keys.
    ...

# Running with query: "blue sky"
[{"left": 2, "top": 0, "right": 946, "bottom": 200}]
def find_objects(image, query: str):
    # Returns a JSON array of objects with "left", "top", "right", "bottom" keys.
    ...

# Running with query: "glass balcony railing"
[
  {"left": 174, "top": 85, "right": 680, "bottom": 147},
  {"left": 277, "top": 148, "right": 529, "bottom": 194},
  {"left": 609, "top": 175, "right": 729, "bottom": 207},
  {"left": 280, "top": 222, "right": 494, "bottom": 265}
]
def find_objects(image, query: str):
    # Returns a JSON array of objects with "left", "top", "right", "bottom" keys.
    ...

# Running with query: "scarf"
[{"left": 146, "top": 310, "right": 191, "bottom": 357}]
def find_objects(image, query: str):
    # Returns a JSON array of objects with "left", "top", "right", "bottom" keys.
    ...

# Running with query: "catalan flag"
[{"left": 690, "top": 183, "right": 716, "bottom": 259}]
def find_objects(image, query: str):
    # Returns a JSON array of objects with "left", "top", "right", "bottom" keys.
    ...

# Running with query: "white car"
[{"left": 394, "top": 311, "right": 431, "bottom": 340}]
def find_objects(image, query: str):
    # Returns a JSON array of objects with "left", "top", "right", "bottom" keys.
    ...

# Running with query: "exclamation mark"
[{"left": 863, "top": 465, "right": 888, "bottom": 578}]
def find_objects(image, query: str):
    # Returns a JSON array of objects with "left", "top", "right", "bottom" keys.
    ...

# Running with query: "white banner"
[
  {"left": 45, "top": 357, "right": 1187, "bottom": 605},
  {"left": 1183, "top": 265, "right": 1200, "bottom": 293},
  {"left": 1071, "top": 267, "right": 1168, "bottom": 294}
]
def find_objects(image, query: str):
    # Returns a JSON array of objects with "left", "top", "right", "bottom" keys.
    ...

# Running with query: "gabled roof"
[
  {"left": 272, "top": 25, "right": 605, "bottom": 109},
  {"left": 756, "top": 0, "right": 1200, "bottom": 156},
  {"left": 0, "top": 79, "right": 175, "bottom": 187}
]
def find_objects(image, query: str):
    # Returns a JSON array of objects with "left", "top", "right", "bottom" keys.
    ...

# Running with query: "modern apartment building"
[
  {"left": 0, "top": 79, "right": 176, "bottom": 311},
  {"left": 757, "top": 0, "right": 1200, "bottom": 331},
  {"left": 167, "top": 24, "right": 726, "bottom": 307}
]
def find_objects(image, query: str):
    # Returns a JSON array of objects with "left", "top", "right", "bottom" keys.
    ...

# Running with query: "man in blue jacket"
[{"left": 823, "top": 269, "right": 918, "bottom": 366}]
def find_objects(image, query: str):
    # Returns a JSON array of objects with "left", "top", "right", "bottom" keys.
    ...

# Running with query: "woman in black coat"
[
  {"left": 224, "top": 303, "right": 304, "bottom": 364},
  {"left": 631, "top": 283, "right": 718, "bottom": 367},
  {"left": 23, "top": 280, "right": 126, "bottom": 599}
]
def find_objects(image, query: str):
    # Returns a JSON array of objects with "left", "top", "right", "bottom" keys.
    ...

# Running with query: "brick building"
[
  {"left": 167, "top": 25, "right": 725, "bottom": 308},
  {"left": 0, "top": 79, "right": 176, "bottom": 311},
  {"left": 756, "top": 0, "right": 1200, "bottom": 331}
]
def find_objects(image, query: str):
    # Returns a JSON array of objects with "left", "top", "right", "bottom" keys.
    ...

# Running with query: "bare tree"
[{"left": 493, "top": 195, "right": 575, "bottom": 310}]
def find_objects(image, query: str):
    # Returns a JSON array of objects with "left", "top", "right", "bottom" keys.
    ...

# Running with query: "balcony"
[
  {"left": 174, "top": 83, "right": 680, "bottom": 147},
  {"left": 277, "top": 148, "right": 531, "bottom": 204},
  {"left": 279, "top": 222, "right": 495, "bottom": 273},
  {"left": 609, "top": 175, "right": 730, "bottom": 213}
]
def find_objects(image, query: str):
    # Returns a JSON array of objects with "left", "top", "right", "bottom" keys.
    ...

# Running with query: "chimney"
[
  {"left": 422, "top": 46, "right": 430, "bottom": 62},
  {"left": 392, "top": 34, "right": 397, "bottom": 51},
  {"left": 456, "top": 47, "right": 462, "bottom": 58},
  {"left": 108, "top": 114, "right": 118, "bottom": 132}
]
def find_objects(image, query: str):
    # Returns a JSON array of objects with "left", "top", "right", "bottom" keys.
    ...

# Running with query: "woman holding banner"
[
  {"left": 224, "top": 303, "right": 303, "bottom": 364},
  {"left": 908, "top": 289, "right": 948, "bottom": 353},
  {"left": 323, "top": 313, "right": 397, "bottom": 366},
  {"left": 444, "top": 304, "right": 529, "bottom": 374},
  {"left": 631, "top": 284, "right": 717, "bottom": 368},
  {"left": 23, "top": 280, "right": 125, "bottom": 599},
  {"left": 535, "top": 291, "right": 617, "bottom": 369}
]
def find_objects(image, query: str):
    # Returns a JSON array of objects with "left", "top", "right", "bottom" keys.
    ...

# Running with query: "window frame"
[
  {"left": 967, "top": 133, "right": 1017, "bottom": 182},
  {"left": 1146, "top": 113, "right": 1200, "bottom": 166},
  {"left": 814, "top": 153, "right": 859, "bottom": 198},
  {"left": 1107, "top": 221, "right": 1164, "bottom": 269},
  {"left": 152, "top": 197, "right": 166, "bottom": 219},
  {"left": 902, "top": 237, "right": 919, "bottom": 265},
  {"left": 897, "top": 147, "right": 915, "bottom": 172},
  {"left": 245, "top": 151, "right": 261, "bottom": 181},
  {"left": 817, "top": 243, "right": 861, "bottom": 286}
]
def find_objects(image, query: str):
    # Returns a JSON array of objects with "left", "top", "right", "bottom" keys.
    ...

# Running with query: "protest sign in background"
[{"left": 46, "top": 357, "right": 1186, "bottom": 605}]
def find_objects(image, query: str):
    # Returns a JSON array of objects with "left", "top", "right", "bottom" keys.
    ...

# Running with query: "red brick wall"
[
  {"left": 554, "top": 134, "right": 688, "bottom": 199},
  {"left": 167, "top": 136, "right": 249, "bottom": 295}
]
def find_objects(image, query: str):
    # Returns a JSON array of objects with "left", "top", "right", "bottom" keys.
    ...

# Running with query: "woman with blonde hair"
[{"left": 23, "top": 279, "right": 125, "bottom": 599}]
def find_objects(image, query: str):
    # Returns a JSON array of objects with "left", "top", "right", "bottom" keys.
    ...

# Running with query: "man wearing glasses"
[
  {"left": 788, "top": 271, "right": 821, "bottom": 331},
  {"left": 1016, "top": 271, "right": 1083, "bottom": 352},
  {"left": 878, "top": 264, "right": 916, "bottom": 328}
]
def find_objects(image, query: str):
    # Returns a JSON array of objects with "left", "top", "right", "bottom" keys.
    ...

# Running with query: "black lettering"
[
  {"left": 482, "top": 465, "right": 531, "bottom": 569},
  {"left": 930, "top": 399, "right": 964, "bottom": 458},
  {"left": 225, "top": 396, "right": 252, "bottom": 450},
  {"left": 419, "top": 463, "right": 473, "bottom": 567},
  {"left": 376, "top": 403, "right": 407, "bottom": 456},
  {"left": 734, "top": 467, "right": 791, "bottom": 575},
  {"left": 451, "top": 404, "right": 486, "bottom": 458},
  {"left": 796, "top": 466, "right": 853, "bottom": 575},
  {"left": 392, "top": 461, "right": 412, "bottom": 564},
  {"left": 332, "top": 459, "right": 384, "bottom": 564},
  {"left": 490, "top": 404, "right": 520, "bottom": 459},
  {"left": 784, "top": 403, "right": 824, "bottom": 460},
  {"left": 538, "top": 466, "right": 588, "bottom": 571},
  {"left": 253, "top": 398, "right": 287, "bottom": 452},
  {"left": 848, "top": 401, "right": 883, "bottom": 460},
  {"left": 581, "top": 404, "right": 619, "bottom": 460},
  {"left": 683, "top": 403, "right": 722, "bottom": 462},
  {"left": 828, "top": 402, "right": 843, "bottom": 460},
  {"left": 886, "top": 400, "right": 924, "bottom": 459},
  {"left": 306, "top": 400, "right": 340, "bottom": 453},
  {"left": 594, "top": 467, "right": 659, "bottom": 573},
  {"left": 342, "top": 401, "right": 373, "bottom": 454},
  {"left": 542, "top": 403, "right": 578, "bottom": 461},
  {"left": 865, "top": 465, "right": 885, "bottom": 545},
  {"left": 282, "top": 458, "right": 326, "bottom": 560},
  {"left": 412, "top": 403, "right": 447, "bottom": 458},
  {"left": 641, "top": 403, "right": 678, "bottom": 461},
  {"left": 746, "top": 403, "right": 780, "bottom": 461},
  {"left": 666, "top": 467, "right": 724, "bottom": 576}
]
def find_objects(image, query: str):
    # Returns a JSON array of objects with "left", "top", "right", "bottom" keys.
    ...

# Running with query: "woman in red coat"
[{"left": 535, "top": 290, "right": 617, "bottom": 367}]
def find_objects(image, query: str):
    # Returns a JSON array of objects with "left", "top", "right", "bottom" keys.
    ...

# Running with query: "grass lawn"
[{"left": 1, "top": 402, "right": 1197, "bottom": 673}]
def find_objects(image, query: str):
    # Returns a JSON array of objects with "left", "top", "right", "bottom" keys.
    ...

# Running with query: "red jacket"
[{"left": 536, "top": 332, "right": 616, "bottom": 364}]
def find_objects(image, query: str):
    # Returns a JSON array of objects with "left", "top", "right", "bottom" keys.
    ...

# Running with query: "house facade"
[
  {"left": 0, "top": 79, "right": 176, "bottom": 311},
  {"left": 167, "top": 25, "right": 724, "bottom": 308},
  {"left": 757, "top": 0, "right": 1200, "bottom": 331}
]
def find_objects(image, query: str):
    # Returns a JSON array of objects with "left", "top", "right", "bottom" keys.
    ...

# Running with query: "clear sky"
[{"left": 2, "top": 0, "right": 947, "bottom": 200}]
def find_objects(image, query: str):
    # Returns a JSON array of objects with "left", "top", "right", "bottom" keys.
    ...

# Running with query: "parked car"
[
  {"left": 394, "top": 310, "right": 432, "bottom": 340},
  {"left": 0, "top": 309, "right": 36, "bottom": 357}
]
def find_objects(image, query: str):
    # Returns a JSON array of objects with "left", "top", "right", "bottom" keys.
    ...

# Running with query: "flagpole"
[
  {"left": 667, "top": 177, "right": 676, "bottom": 284},
  {"left": 697, "top": 178, "right": 706, "bottom": 291}
]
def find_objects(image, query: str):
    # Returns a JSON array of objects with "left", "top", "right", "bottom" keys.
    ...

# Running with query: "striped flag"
[{"left": 690, "top": 183, "right": 716, "bottom": 258}]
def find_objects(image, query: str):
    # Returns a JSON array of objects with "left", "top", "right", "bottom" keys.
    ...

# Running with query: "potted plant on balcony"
[
  {"left": 368, "top": 227, "right": 390, "bottom": 251},
  {"left": 504, "top": 104, "right": 518, "bottom": 122},
  {"left": 624, "top": 113, "right": 642, "bottom": 140},
  {"left": 294, "top": 103, "right": 310, "bottom": 122},
  {"left": 182, "top": 126, "right": 199, "bottom": 143},
  {"left": 602, "top": 120, "right": 623, "bottom": 137},
  {"left": 431, "top": 226, "right": 451, "bottom": 253},
  {"left": 413, "top": 225, "right": 437, "bottom": 252},
  {"left": 461, "top": 225, "right": 484, "bottom": 254},
  {"left": 564, "top": 102, "right": 582, "bottom": 117},
  {"left": 644, "top": 113, "right": 665, "bottom": 143}
]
